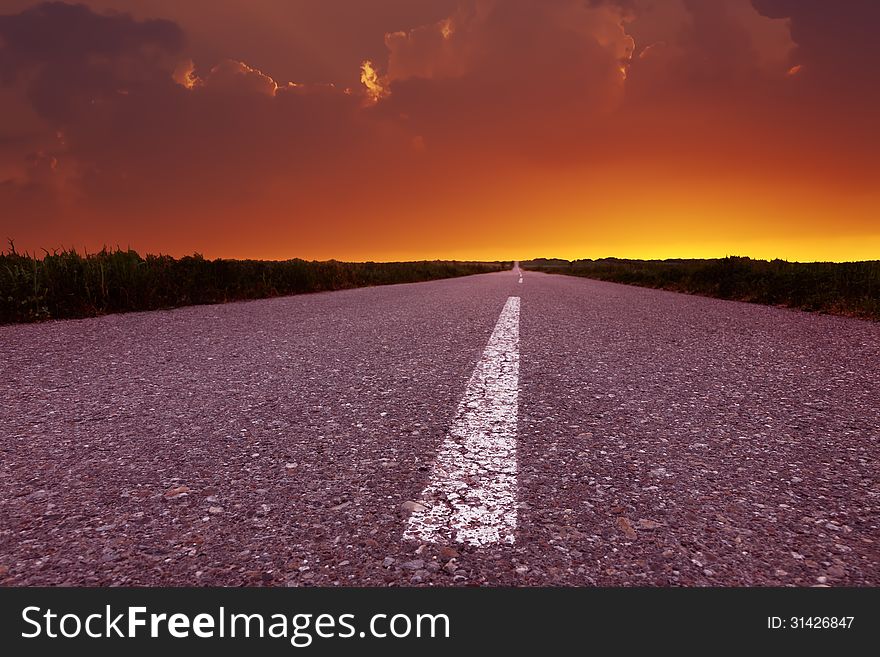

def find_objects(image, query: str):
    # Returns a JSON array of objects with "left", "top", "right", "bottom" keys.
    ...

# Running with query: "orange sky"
[{"left": 1, "top": 0, "right": 878, "bottom": 262}]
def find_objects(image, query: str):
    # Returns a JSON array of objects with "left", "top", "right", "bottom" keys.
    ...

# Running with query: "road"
[{"left": 1, "top": 267, "right": 878, "bottom": 586}]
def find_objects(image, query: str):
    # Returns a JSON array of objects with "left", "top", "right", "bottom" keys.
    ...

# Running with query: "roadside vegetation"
[
  {"left": 1, "top": 244, "right": 508, "bottom": 324},
  {"left": 522, "top": 257, "right": 880, "bottom": 320}
]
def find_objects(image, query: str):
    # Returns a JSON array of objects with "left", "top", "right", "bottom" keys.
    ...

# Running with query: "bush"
[
  {"left": 0, "top": 244, "right": 508, "bottom": 324},
  {"left": 521, "top": 256, "right": 880, "bottom": 320}
]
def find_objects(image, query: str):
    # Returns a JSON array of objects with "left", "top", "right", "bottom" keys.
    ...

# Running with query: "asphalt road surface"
[{"left": 1, "top": 267, "right": 878, "bottom": 586}]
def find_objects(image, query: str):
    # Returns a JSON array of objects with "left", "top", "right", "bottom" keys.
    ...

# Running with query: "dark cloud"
[
  {"left": 0, "top": 2, "right": 184, "bottom": 121},
  {"left": 0, "top": 1, "right": 182, "bottom": 64},
  {"left": 608, "top": 0, "right": 794, "bottom": 92},
  {"left": 376, "top": 0, "right": 633, "bottom": 152},
  {"left": 751, "top": 0, "right": 880, "bottom": 95},
  {"left": 4, "top": 0, "right": 460, "bottom": 87},
  {"left": 753, "top": 0, "right": 880, "bottom": 110},
  {"left": 743, "top": 0, "right": 879, "bottom": 182},
  {"left": 0, "top": 5, "right": 406, "bottom": 262}
]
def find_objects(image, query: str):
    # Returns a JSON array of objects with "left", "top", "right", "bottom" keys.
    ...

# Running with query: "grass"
[
  {"left": 0, "top": 244, "right": 509, "bottom": 324},
  {"left": 522, "top": 257, "right": 880, "bottom": 320}
]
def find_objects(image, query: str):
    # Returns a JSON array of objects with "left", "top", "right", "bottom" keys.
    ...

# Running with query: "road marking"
[{"left": 404, "top": 296, "right": 521, "bottom": 547}]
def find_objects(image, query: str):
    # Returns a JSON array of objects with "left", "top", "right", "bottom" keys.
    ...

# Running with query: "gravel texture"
[{"left": 0, "top": 270, "right": 877, "bottom": 586}]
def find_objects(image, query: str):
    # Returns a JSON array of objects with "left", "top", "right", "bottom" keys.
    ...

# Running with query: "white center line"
[{"left": 403, "top": 296, "right": 521, "bottom": 547}]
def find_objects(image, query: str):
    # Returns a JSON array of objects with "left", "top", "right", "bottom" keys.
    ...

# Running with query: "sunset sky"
[{"left": 1, "top": 0, "right": 878, "bottom": 262}]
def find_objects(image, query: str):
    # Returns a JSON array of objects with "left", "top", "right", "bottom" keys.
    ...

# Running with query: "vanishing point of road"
[{"left": 1, "top": 266, "right": 877, "bottom": 586}]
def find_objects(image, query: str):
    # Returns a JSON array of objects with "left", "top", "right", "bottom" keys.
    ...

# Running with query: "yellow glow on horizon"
[
  {"left": 220, "top": 230, "right": 880, "bottom": 264},
  {"left": 535, "top": 234, "right": 880, "bottom": 264}
]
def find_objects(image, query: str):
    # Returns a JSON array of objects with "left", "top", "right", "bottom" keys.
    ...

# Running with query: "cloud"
[
  {"left": 0, "top": 2, "right": 184, "bottom": 214},
  {"left": 593, "top": 0, "right": 795, "bottom": 98},
  {"left": 68, "top": 0, "right": 461, "bottom": 88},
  {"left": 370, "top": 0, "right": 635, "bottom": 153},
  {"left": 0, "top": 2, "right": 388, "bottom": 223},
  {"left": 198, "top": 59, "right": 280, "bottom": 96},
  {"left": 386, "top": 0, "right": 634, "bottom": 90},
  {"left": 360, "top": 60, "right": 389, "bottom": 103},
  {"left": 0, "top": 1, "right": 184, "bottom": 122},
  {"left": 751, "top": 0, "right": 880, "bottom": 95},
  {"left": 1, "top": 0, "right": 646, "bottom": 209}
]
